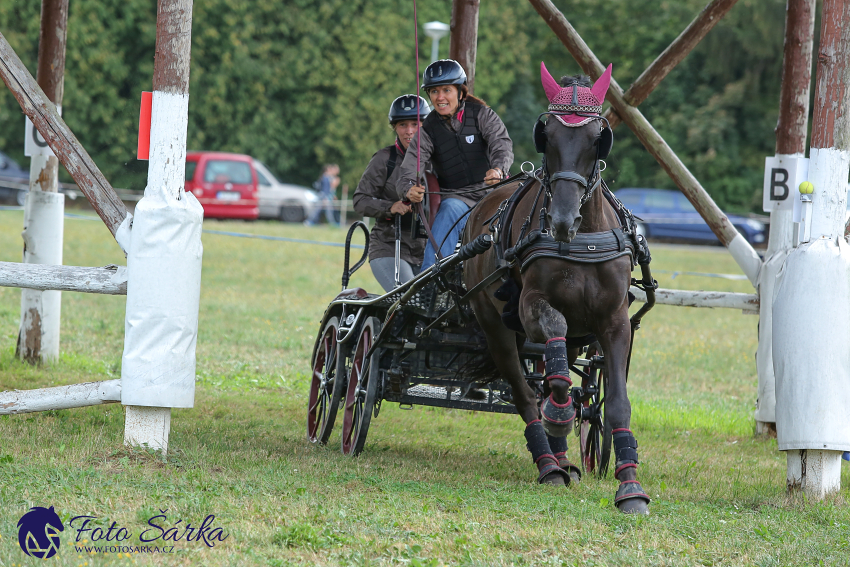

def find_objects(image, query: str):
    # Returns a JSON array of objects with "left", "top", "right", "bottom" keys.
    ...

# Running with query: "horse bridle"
[{"left": 537, "top": 111, "right": 609, "bottom": 208}]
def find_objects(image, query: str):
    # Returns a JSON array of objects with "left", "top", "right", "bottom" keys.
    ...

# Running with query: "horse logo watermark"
[{"left": 17, "top": 506, "right": 64, "bottom": 559}]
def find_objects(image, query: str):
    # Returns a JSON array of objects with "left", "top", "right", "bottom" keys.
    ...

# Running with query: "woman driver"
[
  {"left": 353, "top": 94, "right": 431, "bottom": 292},
  {"left": 395, "top": 59, "right": 514, "bottom": 271}
]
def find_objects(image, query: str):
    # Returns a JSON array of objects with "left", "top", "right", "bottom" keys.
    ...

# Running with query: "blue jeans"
[{"left": 421, "top": 198, "right": 470, "bottom": 271}]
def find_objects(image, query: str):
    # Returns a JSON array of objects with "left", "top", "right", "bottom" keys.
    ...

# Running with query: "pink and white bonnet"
[{"left": 540, "top": 62, "right": 613, "bottom": 127}]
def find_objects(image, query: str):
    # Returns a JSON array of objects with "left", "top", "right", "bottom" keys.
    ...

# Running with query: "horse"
[{"left": 461, "top": 63, "right": 650, "bottom": 514}]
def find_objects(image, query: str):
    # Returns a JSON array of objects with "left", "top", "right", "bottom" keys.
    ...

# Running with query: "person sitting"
[
  {"left": 395, "top": 59, "right": 513, "bottom": 271},
  {"left": 353, "top": 95, "right": 431, "bottom": 292}
]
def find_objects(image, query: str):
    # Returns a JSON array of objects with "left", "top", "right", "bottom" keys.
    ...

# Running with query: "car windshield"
[
  {"left": 204, "top": 160, "right": 252, "bottom": 184},
  {"left": 256, "top": 161, "right": 280, "bottom": 184},
  {"left": 678, "top": 196, "right": 697, "bottom": 212}
]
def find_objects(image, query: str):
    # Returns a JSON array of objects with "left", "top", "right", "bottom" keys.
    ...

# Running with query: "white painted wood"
[
  {"left": 808, "top": 147, "right": 850, "bottom": 240},
  {"left": 630, "top": 287, "right": 759, "bottom": 311},
  {"left": 786, "top": 449, "right": 842, "bottom": 499},
  {"left": 727, "top": 233, "right": 761, "bottom": 286},
  {"left": 124, "top": 405, "right": 170, "bottom": 453},
  {"left": 0, "top": 379, "right": 120, "bottom": 415},
  {"left": 19, "top": 189, "right": 64, "bottom": 361},
  {"left": 0, "top": 262, "right": 126, "bottom": 294}
]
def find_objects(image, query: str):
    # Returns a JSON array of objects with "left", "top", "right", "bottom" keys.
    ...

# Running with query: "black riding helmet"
[
  {"left": 388, "top": 94, "right": 431, "bottom": 124},
  {"left": 421, "top": 59, "right": 467, "bottom": 92}
]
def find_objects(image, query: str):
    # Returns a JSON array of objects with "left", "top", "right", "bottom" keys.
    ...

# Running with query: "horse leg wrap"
[
  {"left": 612, "top": 428, "right": 650, "bottom": 509},
  {"left": 541, "top": 338, "right": 576, "bottom": 436},
  {"left": 547, "top": 434, "right": 581, "bottom": 482},
  {"left": 525, "top": 420, "right": 570, "bottom": 485}
]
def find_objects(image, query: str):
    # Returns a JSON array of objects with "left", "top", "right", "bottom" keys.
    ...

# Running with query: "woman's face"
[
  {"left": 394, "top": 119, "right": 419, "bottom": 150},
  {"left": 428, "top": 85, "right": 460, "bottom": 117}
]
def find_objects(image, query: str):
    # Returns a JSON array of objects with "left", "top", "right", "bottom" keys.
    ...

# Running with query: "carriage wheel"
[
  {"left": 341, "top": 317, "right": 381, "bottom": 456},
  {"left": 579, "top": 347, "right": 612, "bottom": 477},
  {"left": 307, "top": 317, "right": 343, "bottom": 444}
]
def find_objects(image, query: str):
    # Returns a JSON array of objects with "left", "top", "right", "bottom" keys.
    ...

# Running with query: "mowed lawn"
[{"left": 0, "top": 210, "right": 848, "bottom": 567}]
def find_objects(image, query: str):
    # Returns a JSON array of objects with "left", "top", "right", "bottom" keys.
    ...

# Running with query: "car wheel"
[
  {"left": 280, "top": 205, "right": 305, "bottom": 223},
  {"left": 16, "top": 189, "right": 26, "bottom": 207}
]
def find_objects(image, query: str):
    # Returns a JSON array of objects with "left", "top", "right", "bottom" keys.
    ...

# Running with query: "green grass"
[{"left": 0, "top": 210, "right": 849, "bottom": 567}]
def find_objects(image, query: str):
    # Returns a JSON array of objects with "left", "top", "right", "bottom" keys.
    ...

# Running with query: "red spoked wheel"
[
  {"left": 341, "top": 317, "right": 381, "bottom": 456},
  {"left": 307, "top": 316, "right": 343, "bottom": 444},
  {"left": 579, "top": 345, "right": 611, "bottom": 478}
]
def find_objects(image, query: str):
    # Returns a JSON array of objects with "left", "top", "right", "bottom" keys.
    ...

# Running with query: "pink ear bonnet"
[{"left": 540, "top": 62, "right": 612, "bottom": 127}]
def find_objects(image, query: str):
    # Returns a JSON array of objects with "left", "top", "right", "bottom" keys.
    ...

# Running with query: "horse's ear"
[
  {"left": 533, "top": 119, "right": 547, "bottom": 154},
  {"left": 540, "top": 62, "right": 560, "bottom": 102},
  {"left": 598, "top": 126, "right": 613, "bottom": 159},
  {"left": 590, "top": 64, "right": 613, "bottom": 103}
]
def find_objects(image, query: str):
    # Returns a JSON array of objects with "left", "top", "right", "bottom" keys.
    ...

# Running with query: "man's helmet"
[
  {"left": 421, "top": 59, "right": 467, "bottom": 91},
  {"left": 388, "top": 95, "right": 431, "bottom": 124}
]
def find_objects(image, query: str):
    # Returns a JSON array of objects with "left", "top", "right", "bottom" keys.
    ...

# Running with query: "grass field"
[{"left": 0, "top": 210, "right": 849, "bottom": 567}]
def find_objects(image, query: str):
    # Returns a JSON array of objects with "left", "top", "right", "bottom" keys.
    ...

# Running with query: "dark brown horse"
[{"left": 462, "top": 64, "right": 650, "bottom": 514}]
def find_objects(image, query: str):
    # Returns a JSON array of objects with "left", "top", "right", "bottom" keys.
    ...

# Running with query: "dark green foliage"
[{"left": 0, "top": 0, "right": 789, "bottom": 211}]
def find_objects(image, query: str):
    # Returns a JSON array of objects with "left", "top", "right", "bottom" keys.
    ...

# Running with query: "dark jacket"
[
  {"left": 396, "top": 100, "right": 514, "bottom": 208},
  {"left": 353, "top": 142, "right": 425, "bottom": 264}
]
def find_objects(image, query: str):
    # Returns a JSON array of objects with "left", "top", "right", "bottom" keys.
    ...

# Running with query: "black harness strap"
[{"left": 384, "top": 145, "right": 398, "bottom": 184}]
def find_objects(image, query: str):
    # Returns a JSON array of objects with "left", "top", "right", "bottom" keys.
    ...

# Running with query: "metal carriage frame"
[{"left": 307, "top": 220, "right": 656, "bottom": 477}]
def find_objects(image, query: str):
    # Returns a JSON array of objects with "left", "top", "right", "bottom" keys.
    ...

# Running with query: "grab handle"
[{"left": 342, "top": 221, "right": 370, "bottom": 290}]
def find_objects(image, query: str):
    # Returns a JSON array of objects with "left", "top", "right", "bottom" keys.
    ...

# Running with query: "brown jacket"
[
  {"left": 353, "top": 143, "right": 426, "bottom": 264},
  {"left": 396, "top": 101, "right": 514, "bottom": 208}
]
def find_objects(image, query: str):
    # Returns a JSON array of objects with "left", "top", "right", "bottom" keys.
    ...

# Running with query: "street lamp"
[{"left": 423, "top": 21, "right": 450, "bottom": 63}]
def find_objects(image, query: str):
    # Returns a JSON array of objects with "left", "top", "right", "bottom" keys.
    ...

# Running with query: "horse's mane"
[{"left": 559, "top": 74, "right": 592, "bottom": 88}]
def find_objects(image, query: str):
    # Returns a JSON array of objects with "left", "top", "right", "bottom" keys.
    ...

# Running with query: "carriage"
[{"left": 306, "top": 170, "right": 657, "bottom": 479}]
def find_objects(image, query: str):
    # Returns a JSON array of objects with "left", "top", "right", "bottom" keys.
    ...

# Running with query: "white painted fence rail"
[
  {"left": 0, "top": 379, "right": 120, "bottom": 415},
  {"left": 630, "top": 286, "right": 759, "bottom": 312},
  {"left": 0, "top": 262, "right": 126, "bottom": 294}
]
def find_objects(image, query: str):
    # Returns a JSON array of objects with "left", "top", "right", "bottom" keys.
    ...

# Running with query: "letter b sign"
[{"left": 763, "top": 156, "right": 807, "bottom": 212}]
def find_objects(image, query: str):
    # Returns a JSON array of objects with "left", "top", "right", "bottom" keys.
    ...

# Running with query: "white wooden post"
[
  {"left": 18, "top": 0, "right": 69, "bottom": 364},
  {"left": 122, "top": 0, "right": 201, "bottom": 455},
  {"left": 773, "top": 0, "right": 850, "bottom": 499}
]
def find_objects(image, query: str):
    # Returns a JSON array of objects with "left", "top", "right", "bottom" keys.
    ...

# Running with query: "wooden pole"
[
  {"left": 528, "top": 0, "right": 761, "bottom": 284},
  {"left": 18, "top": 0, "right": 70, "bottom": 364},
  {"left": 123, "top": 0, "right": 198, "bottom": 456},
  {"left": 0, "top": 33, "right": 128, "bottom": 238},
  {"left": 604, "top": 0, "right": 740, "bottom": 129},
  {"left": 776, "top": 0, "right": 850, "bottom": 500},
  {"left": 450, "top": 0, "right": 479, "bottom": 93},
  {"left": 755, "top": 0, "right": 816, "bottom": 437}
]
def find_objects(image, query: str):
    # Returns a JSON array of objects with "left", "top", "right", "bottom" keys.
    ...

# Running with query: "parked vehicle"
[
  {"left": 184, "top": 152, "right": 259, "bottom": 220},
  {"left": 615, "top": 187, "right": 766, "bottom": 245},
  {"left": 0, "top": 150, "right": 30, "bottom": 206},
  {"left": 253, "top": 159, "right": 319, "bottom": 223}
]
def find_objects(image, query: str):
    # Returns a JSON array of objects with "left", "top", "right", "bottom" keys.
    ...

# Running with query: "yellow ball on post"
[{"left": 799, "top": 181, "right": 814, "bottom": 194}]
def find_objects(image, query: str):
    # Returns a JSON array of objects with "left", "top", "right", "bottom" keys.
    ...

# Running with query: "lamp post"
[{"left": 423, "top": 21, "right": 450, "bottom": 63}]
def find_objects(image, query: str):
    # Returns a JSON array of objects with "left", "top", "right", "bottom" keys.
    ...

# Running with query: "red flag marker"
[{"left": 137, "top": 91, "right": 153, "bottom": 160}]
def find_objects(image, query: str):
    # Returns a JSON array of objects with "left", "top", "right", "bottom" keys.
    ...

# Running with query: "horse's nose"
[{"left": 548, "top": 213, "right": 582, "bottom": 243}]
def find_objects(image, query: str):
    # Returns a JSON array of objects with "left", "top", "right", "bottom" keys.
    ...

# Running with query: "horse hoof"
[
  {"left": 541, "top": 471, "right": 567, "bottom": 486},
  {"left": 568, "top": 470, "right": 581, "bottom": 485},
  {"left": 617, "top": 498, "right": 649, "bottom": 515}
]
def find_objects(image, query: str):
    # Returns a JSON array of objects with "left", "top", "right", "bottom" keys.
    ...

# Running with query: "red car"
[{"left": 184, "top": 151, "right": 259, "bottom": 220}]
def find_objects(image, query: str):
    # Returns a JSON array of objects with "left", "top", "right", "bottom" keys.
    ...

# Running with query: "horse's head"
[{"left": 536, "top": 62, "right": 613, "bottom": 243}]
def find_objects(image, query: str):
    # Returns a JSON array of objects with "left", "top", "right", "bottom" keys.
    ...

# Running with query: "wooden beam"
[
  {"left": 604, "top": 0, "right": 740, "bottom": 129},
  {"left": 0, "top": 262, "right": 127, "bottom": 295},
  {"left": 528, "top": 0, "right": 750, "bottom": 255},
  {"left": 450, "top": 0, "right": 479, "bottom": 93},
  {"left": 630, "top": 287, "right": 759, "bottom": 312},
  {"left": 0, "top": 380, "right": 120, "bottom": 415},
  {"left": 776, "top": 0, "right": 816, "bottom": 155},
  {"left": 0, "top": 33, "right": 128, "bottom": 238}
]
